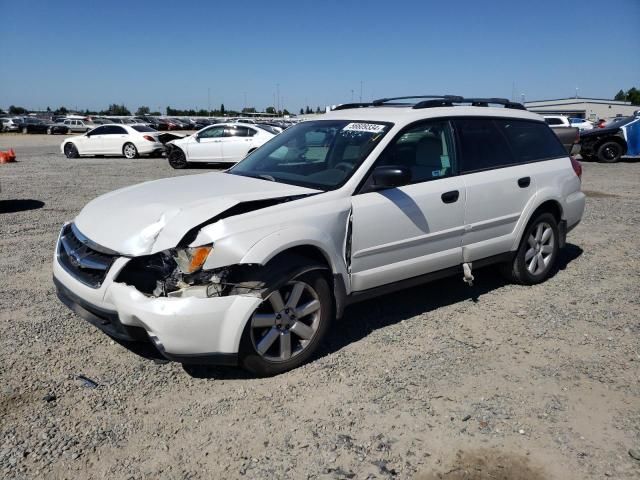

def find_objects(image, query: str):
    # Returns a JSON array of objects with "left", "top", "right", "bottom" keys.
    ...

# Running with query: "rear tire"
[
  {"left": 168, "top": 148, "right": 188, "bottom": 169},
  {"left": 597, "top": 141, "right": 623, "bottom": 163},
  {"left": 63, "top": 143, "right": 79, "bottom": 159},
  {"left": 239, "top": 270, "right": 332, "bottom": 376},
  {"left": 500, "top": 212, "right": 559, "bottom": 285},
  {"left": 123, "top": 142, "right": 138, "bottom": 159}
]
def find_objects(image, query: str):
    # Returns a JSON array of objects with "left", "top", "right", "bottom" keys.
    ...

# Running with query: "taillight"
[
  {"left": 570, "top": 156, "right": 582, "bottom": 180},
  {"left": 143, "top": 135, "right": 155, "bottom": 142}
]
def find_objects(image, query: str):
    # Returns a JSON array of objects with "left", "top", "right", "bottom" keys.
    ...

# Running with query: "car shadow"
[
  {"left": 177, "top": 243, "right": 583, "bottom": 379},
  {"left": 319, "top": 243, "right": 583, "bottom": 358},
  {"left": 0, "top": 199, "right": 45, "bottom": 214}
]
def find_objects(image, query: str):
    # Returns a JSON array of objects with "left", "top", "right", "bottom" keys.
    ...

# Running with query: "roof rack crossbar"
[
  {"left": 372, "top": 95, "right": 461, "bottom": 106},
  {"left": 413, "top": 97, "right": 526, "bottom": 110}
]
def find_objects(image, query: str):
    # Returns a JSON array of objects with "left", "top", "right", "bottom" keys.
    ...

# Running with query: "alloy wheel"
[
  {"left": 250, "top": 281, "right": 321, "bottom": 362},
  {"left": 123, "top": 144, "right": 137, "bottom": 159},
  {"left": 525, "top": 222, "right": 554, "bottom": 275}
]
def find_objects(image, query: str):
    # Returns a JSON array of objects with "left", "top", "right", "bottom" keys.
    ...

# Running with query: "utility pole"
[
  {"left": 243, "top": 92, "right": 247, "bottom": 111},
  {"left": 359, "top": 81, "right": 363, "bottom": 102},
  {"left": 276, "top": 83, "right": 280, "bottom": 116},
  {"left": 207, "top": 88, "right": 211, "bottom": 116}
]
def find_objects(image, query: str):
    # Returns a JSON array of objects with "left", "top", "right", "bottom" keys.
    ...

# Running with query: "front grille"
[{"left": 57, "top": 224, "right": 117, "bottom": 288}]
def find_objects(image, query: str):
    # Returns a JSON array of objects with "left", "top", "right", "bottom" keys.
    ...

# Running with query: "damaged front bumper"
[{"left": 53, "top": 254, "right": 262, "bottom": 364}]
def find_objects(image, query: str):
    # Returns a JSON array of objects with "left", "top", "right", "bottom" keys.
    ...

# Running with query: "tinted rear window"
[
  {"left": 544, "top": 117, "right": 564, "bottom": 125},
  {"left": 496, "top": 119, "right": 566, "bottom": 162},
  {"left": 132, "top": 125, "right": 156, "bottom": 132},
  {"left": 455, "top": 118, "right": 514, "bottom": 172}
]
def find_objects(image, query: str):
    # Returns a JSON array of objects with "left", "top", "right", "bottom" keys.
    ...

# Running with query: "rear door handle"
[
  {"left": 518, "top": 176, "right": 531, "bottom": 188},
  {"left": 441, "top": 190, "right": 459, "bottom": 204}
]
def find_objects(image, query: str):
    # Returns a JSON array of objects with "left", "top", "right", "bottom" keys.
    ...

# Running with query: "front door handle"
[
  {"left": 518, "top": 176, "right": 531, "bottom": 188},
  {"left": 441, "top": 190, "right": 459, "bottom": 204}
]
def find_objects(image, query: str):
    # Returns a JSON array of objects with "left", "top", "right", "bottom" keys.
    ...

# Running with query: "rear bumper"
[{"left": 136, "top": 142, "right": 165, "bottom": 155}]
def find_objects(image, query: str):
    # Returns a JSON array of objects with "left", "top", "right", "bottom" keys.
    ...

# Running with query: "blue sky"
[{"left": 0, "top": 0, "right": 638, "bottom": 112}]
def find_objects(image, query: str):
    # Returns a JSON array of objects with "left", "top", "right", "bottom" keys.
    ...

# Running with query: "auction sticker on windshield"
[{"left": 343, "top": 123, "right": 386, "bottom": 133}]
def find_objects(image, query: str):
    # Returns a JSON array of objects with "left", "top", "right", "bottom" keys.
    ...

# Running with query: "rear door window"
[
  {"left": 496, "top": 119, "right": 566, "bottom": 162},
  {"left": 454, "top": 118, "right": 514, "bottom": 172}
]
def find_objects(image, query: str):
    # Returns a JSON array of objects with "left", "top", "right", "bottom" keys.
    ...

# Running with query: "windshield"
[{"left": 228, "top": 120, "right": 392, "bottom": 190}]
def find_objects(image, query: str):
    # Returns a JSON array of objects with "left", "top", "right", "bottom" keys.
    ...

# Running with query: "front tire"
[
  {"left": 239, "top": 270, "right": 332, "bottom": 376},
  {"left": 168, "top": 148, "right": 188, "bottom": 169},
  {"left": 501, "top": 212, "right": 559, "bottom": 285},
  {"left": 63, "top": 143, "right": 79, "bottom": 159},
  {"left": 597, "top": 141, "right": 623, "bottom": 163},
  {"left": 123, "top": 142, "right": 138, "bottom": 159}
]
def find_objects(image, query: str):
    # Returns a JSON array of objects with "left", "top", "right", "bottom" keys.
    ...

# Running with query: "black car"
[
  {"left": 15, "top": 117, "right": 69, "bottom": 134},
  {"left": 15, "top": 117, "right": 49, "bottom": 134},
  {"left": 580, "top": 115, "right": 640, "bottom": 163}
]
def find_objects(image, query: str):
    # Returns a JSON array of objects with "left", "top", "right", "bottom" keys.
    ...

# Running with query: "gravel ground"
[{"left": 0, "top": 134, "right": 638, "bottom": 480}]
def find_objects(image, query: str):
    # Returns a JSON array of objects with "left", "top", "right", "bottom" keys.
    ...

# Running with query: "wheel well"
[
  {"left": 531, "top": 200, "right": 562, "bottom": 223},
  {"left": 267, "top": 245, "right": 332, "bottom": 271}
]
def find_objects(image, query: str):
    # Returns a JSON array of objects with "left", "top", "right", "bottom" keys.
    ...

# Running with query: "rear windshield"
[{"left": 132, "top": 125, "right": 157, "bottom": 132}]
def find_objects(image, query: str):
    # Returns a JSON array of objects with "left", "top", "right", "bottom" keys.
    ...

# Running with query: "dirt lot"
[{"left": 0, "top": 134, "right": 638, "bottom": 480}]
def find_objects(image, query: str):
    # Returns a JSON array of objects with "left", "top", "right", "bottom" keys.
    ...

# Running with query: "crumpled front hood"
[{"left": 74, "top": 172, "right": 319, "bottom": 256}]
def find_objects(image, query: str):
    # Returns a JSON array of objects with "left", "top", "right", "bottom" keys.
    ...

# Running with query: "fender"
[
  {"left": 510, "top": 191, "right": 564, "bottom": 251},
  {"left": 241, "top": 226, "right": 348, "bottom": 278}
]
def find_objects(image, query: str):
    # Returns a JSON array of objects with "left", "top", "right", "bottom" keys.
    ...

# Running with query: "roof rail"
[
  {"left": 413, "top": 97, "right": 526, "bottom": 110},
  {"left": 331, "top": 96, "right": 527, "bottom": 111},
  {"left": 331, "top": 102, "right": 373, "bottom": 111}
]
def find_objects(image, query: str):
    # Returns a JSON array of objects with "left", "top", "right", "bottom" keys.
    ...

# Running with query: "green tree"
[
  {"left": 626, "top": 87, "right": 640, "bottom": 105},
  {"left": 106, "top": 103, "right": 130, "bottom": 115},
  {"left": 299, "top": 108, "right": 304, "bottom": 115},
  {"left": 283, "top": 109, "right": 290, "bottom": 116},
  {"left": 54, "top": 106, "right": 68, "bottom": 115},
  {"left": 315, "top": 106, "right": 322, "bottom": 113},
  {"left": 265, "top": 106, "right": 276, "bottom": 114},
  {"left": 614, "top": 89, "right": 626, "bottom": 101},
  {"left": 305, "top": 106, "right": 312, "bottom": 114},
  {"left": 242, "top": 107, "right": 256, "bottom": 113},
  {"left": 9, "top": 105, "right": 27, "bottom": 115},
  {"left": 220, "top": 104, "right": 225, "bottom": 115},
  {"left": 135, "top": 106, "right": 150, "bottom": 116}
]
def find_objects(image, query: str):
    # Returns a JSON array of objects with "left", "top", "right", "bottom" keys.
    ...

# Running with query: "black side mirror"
[{"left": 370, "top": 165, "right": 411, "bottom": 190}]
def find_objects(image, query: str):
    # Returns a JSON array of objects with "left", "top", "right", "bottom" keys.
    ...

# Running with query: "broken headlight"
[{"left": 172, "top": 244, "right": 213, "bottom": 274}]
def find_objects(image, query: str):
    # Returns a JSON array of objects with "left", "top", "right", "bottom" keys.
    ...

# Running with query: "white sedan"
[
  {"left": 166, "top": 123, "right": 275, "bottom": 168},
  {"left": 61, "top": 124, "right": 165, "bottom": 159}
]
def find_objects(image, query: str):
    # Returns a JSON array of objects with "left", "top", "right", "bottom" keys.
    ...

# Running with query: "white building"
[{"left": 524, "top": 97, "right": 637, "bottom": 121}]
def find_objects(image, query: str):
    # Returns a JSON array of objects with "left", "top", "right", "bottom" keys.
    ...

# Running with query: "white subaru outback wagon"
[{"left": 53, "top": 95, "right": 586, "bottom": 376}]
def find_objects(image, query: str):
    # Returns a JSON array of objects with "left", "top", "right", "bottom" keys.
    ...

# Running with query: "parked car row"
[{"left": 1, "top": 116, "right": 70, "bottom": 134}]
